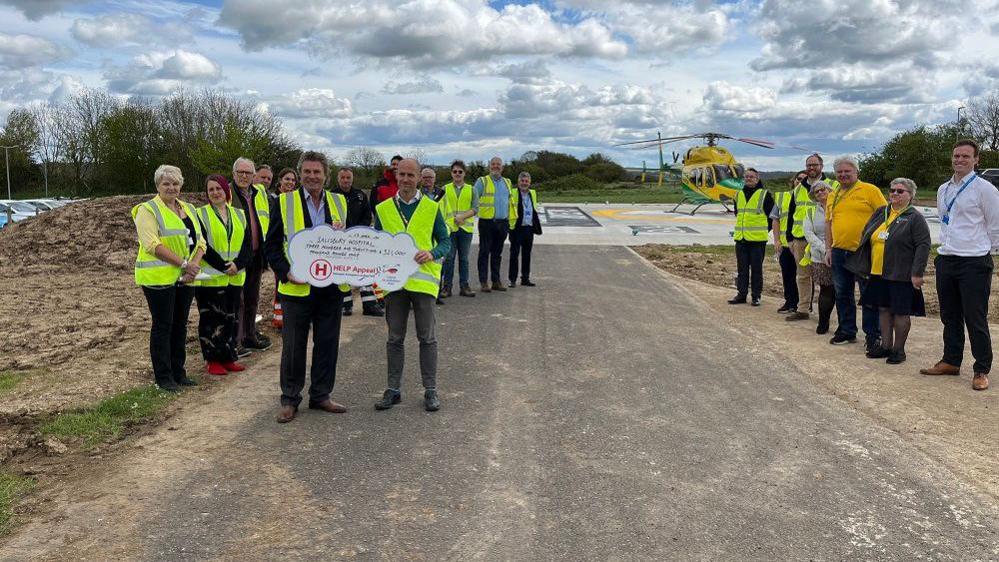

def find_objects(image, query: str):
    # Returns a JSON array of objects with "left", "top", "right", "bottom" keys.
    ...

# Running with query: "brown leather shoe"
[
  {"left": 491, "top": 282, "right": 507, "bottom": 292},
  {"left": 440, "top": 287, "right": 451, "bottom": 298},
  {"left": 459, "top": 287, "right": 476, "bottom": 297},
  {"left": 480, "top": 282, "right": 492, "bottom": 293},
  {"left": 309, "top": 399, "right": 347, "bottom": 413},
  {"left": 973, "top": 373, "right": 990, "bottom": 391},
  {"left": 919, "top": 361, "right": 960, "bottom": 376},
  {"left": 276, "top": 404, "right": 297, "bottom": 423}
]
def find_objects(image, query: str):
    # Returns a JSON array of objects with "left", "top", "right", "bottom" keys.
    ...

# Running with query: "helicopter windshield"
[{"left": 714, "top": 165, "right": 737, "bottom": 182}]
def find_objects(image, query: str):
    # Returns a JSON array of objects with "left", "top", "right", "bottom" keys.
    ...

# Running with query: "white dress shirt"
[{"left": 937, "top": 171, "right": 999, "bottom": 256}]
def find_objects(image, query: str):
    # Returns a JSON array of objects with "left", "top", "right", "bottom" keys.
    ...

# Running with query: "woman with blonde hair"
[{"left": 131, "top": 165, "right": 206, "bottom": 392}]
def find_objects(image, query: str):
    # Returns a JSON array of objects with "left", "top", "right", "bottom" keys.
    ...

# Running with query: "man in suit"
[
  {"left": 508, "top": 171, "right": 542, "bottom": 287},
  {"left": 264, "top": 151, "right": 351, "bottom": 423}
]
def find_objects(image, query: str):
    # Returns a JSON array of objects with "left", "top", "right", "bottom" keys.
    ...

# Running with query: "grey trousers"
[{"left": 385, "top": 290, "right": 437, "bottom": 390}]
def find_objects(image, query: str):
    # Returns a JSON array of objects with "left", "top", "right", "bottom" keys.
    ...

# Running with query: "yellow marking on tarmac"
[{"left": 591, "top": 208, "right": 733, "bottom": 225}]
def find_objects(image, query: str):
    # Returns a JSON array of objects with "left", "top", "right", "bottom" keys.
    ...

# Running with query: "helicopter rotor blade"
[{"left": 735, "top": 137, "right": 776, "bottom": 149}]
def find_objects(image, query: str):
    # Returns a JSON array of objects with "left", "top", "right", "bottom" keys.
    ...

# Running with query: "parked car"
[
  {"left": 981, "top": 169, "right": 999, "bottom": 189},
  {"left": 21, "top": 200, "right": 55, "bottom": 212},
  {"left": 0, "top": 211, "right": 7, "bottom": 229},
  {"left": 0, "top": 200, "right": 38, "bottom": 222}
]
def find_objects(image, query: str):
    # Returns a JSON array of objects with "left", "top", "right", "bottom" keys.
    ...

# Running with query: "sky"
[{"left": 1, "top": 0, "right": 998, "bottom": 171}]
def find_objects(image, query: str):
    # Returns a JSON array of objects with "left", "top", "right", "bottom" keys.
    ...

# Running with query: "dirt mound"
[{"left": 0, "top": 194, "right": 208, "bottom": 272}]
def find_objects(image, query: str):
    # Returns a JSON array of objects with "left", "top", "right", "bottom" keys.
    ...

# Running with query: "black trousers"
[
  {"left": 237, "top": 251, "right": 264, "bottom": 344},
  {"left": 735, "top": 241, "right": 766, "bottom": 299},
  {"left": 508, "top": 226, "right": 535, "bottom": 283},
  {"left": 778, "top": 246, "right": 798, "bottom": 308},
  {"left": 478, "top": 218, "right": 509, "bottom": 284},
  {"left": 279, "top": 288, "right": 346, "bottom": 407},
  {"left": 142, "top": 285, "right": 195, "bottom": 387},
  {"left": 936, "top": 254, "right": 994, "bottom": 373},
  {"left": 195, "top": 285, "right": 242, "bottom": 363}
]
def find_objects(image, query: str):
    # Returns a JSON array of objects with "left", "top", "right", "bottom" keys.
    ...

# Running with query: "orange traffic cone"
[{"left": 272, "top": 297, "right": 283, "bottom": 329}]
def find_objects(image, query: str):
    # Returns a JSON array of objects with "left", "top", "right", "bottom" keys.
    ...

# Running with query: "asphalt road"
[{"left": 6, "top": 245, "right": 999, "bottom": 560}]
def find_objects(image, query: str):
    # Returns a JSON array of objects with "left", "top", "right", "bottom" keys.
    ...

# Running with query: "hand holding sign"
[{"left": 287, "top": 225, "right": 420, "bottom": 292}]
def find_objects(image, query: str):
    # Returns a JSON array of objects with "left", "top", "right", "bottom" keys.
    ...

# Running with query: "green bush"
[{"left": 536, "top": 174, "right": 604, "bottom": 192}]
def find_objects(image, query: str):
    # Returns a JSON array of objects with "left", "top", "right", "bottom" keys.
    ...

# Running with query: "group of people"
[
  {"left": 131, "top": 151, "right": 543, "bottom": 422},
  {"left": 729, "top": 140, "right": 998, "bottom": 391}
]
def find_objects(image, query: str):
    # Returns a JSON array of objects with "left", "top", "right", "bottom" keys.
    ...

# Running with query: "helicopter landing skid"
[{"left": 669, "top": 198, "right": 733, "bottom": 216}]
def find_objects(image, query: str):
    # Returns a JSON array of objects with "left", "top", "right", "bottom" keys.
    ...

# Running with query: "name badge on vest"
[
  {"left": 877, "top": 231, "right": 889, "bottom": 241},
  {"left": 941, "top": 214, "right": 950, "bottom": 225}
]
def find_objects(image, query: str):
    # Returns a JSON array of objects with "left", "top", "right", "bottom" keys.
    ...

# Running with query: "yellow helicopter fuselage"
[{"left": 680, "top": 146, "right": 746, "bottom": 203}]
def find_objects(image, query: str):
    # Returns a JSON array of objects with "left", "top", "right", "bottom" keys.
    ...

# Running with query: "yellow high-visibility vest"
[
  {"left": 509, "top": 189, "right": 539, "bottom": 229},
  {"left": 195, "top": 204, "right": 247, "bottom": 287},
  {"left": 477, "top": 176, "right": 517, "bottom": 221},
  {"left": 375, "top": 196, "right": 442, "bottom": 298},
  {"left": 132, "top": 197, "right": 202, "bottom": 286},
  {"left": 443, "top": 182, "right": 475, "bottom": 233},
  {"left": 277, "top": 189, "right": 349, "bottom": 297},
  {"left": 734, "top": 189, "right": 770, "bottom": 242}
]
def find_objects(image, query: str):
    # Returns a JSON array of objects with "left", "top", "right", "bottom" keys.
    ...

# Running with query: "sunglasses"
[
  {"left": 451, "top": 170, "right": 464, "bottom": 174},
  {"left": 889, "top": 188, "right": 909, "bottom": 194}
]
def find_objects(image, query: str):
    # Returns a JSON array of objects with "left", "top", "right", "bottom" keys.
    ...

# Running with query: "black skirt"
[{"left": 861, "top": 275, "right": 925, "bottom": 316}]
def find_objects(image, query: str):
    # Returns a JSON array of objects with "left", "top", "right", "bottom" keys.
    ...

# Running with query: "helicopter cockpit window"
[
  {"left": 714, "top": 165, "right": 735, "bottom": 182},
  {"left": 733, "top": 164, "right": 745, "bottom": 179}
]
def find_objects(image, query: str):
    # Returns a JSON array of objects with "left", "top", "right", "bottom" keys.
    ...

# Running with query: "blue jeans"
[
  {"left": 442, "top": 229, "right": 473, "bottom": 289},
  {"left": 830, "top": 248, "right": 880, "bottom": 343}
]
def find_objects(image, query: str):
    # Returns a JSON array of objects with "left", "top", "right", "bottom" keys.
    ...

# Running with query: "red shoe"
[
  {"left": 221, "top": 361, "right": 246, "bottom": 372},
  {"left": 206, "top": 361, "right": 227, "bottom": 376}
]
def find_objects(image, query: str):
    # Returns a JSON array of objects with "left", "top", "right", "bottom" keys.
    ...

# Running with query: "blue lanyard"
[{"left": 944, "top": 174, "right": 977, "bottom": 218}]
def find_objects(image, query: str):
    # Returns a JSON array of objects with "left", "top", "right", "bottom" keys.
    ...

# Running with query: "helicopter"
[{"left": 617, "top": 132, "right": 776, "bottom": 215}]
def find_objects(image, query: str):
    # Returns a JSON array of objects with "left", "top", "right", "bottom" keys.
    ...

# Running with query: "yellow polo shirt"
[{"left": 826, "top": 181, "right": 887, "bottom": 251}]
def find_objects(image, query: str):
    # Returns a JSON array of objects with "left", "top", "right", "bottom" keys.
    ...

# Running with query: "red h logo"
[{"left": 311, "top": 259, "right": 331, "bottom": 280}]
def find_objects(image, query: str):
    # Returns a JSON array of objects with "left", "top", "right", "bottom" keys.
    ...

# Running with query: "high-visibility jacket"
[
  {"left": 246, "top": 183, "right": 271, "bottom": 241},
  {"left": 375, "top": 196, "right": 442, "bottom": 298},
  {"left": 509, "top": 189, "right": 539, "bottom": 229},
  {"left": 132, "top": 197, "right": 203, "bottom": 286},
  {"left": 477, "top": 176, "right": 517, "bottom": 221},
  {"left": 195, "top": 203, "right": 247, "bottom": 287},
  {"left": 443, "top": 182, "right": 475, "bottom": 233},
  {"left": 789, "top": 185, "right": 816, "bottom": 239},
  {"left": 277, "top": 190, "right": 349, "bottom": 297},
  {"left": 734, "top": 189, "right": 770, "bottom": 242},
  {"left": 774, "top": 191, "right": 792, "bottom": 245}
]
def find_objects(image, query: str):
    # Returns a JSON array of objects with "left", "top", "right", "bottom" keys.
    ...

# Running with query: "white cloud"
[
  {"left": 0, "top": 31, "right": 71, "bottom": 69},
  {"left": 263, "top": 88, "right": 353, "bottom": 119},
  {"left": 218, "top": 0, "right": 628, "bottom": 68},
  {"left": 781, "top": 65, "right": 937, "bottom": 104},
  {"left": 381, "top": 78, "right": 444, "bottom": 95},
  {"left": 703, "top": 81, "right": 778, "bottom": 114},
  {"left": 104, "top": 50, "right": 222, "bottom": 95},
  {"left": 751, "top": 0, "right": 960, "bottom": 71},
  {"left": 71, "top": 13, "right": 152, "bottom": 47}
]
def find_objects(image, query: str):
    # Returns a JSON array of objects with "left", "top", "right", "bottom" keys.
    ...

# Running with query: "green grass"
[
  {"left": 0, "top": 470, "right": 35, "bottom": 535},
  {"left": 541, "top": 181, "right": 687, "bottom": 204},
  {"left": 0, "top": 371, "right": 23, "bottom": 393},
  {"left": 39, "top": 386, "right": 179, "bottom": 449}
]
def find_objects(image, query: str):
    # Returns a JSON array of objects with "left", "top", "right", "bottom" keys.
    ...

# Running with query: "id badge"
[
  {"left": 942, "top": 214, "right": 950, "bottom": 225},
  {"left": 877, "top": 231, "right": 889, "bottom": 241}
]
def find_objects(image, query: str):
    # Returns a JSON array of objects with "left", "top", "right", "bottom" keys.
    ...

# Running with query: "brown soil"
[
  {"left": 0, "top": 194, "right": 270, "bottom": 459},
  {"left": 633, "top": 244, "right": 999, "bottom": 322}
]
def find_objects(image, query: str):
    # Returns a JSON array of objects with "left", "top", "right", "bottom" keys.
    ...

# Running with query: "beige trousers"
[{"left": 789, "top": 238, "right": 813, "bottom": 311}]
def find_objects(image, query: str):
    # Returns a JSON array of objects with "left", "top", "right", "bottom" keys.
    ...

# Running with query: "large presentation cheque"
[{"left": 287, "top": 225, "right": 419, "bottom": 292}]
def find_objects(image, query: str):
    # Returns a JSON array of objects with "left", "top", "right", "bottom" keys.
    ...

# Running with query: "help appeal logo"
[{"left": 288, "top": 225, "right": 420, "bottom": 292}]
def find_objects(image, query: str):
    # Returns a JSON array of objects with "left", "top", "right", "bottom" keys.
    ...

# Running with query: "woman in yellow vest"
[
  {"left": 846, "top": 178, "right": 930, "bottom": 364},
  {"left": 132, "top": 165, "right": 206, "bottom": 392},
  {"left": 195, "top": 175, "right": 251, "bottom": 376}
]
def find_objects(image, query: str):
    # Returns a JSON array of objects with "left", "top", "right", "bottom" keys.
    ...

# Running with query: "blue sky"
[{"left": 1, "top": 0, "right": 997, "bottom": 171}]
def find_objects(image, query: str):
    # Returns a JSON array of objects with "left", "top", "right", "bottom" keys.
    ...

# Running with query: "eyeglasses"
[
  {"left": 451, "top": 170, "right": 464, "bottom": 174},
  {"left": 889, "top": 188, "right": 909, "bottom": 194}
]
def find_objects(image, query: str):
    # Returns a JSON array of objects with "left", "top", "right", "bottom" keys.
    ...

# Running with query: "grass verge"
[
  {"left": 0, "top": 371, "right": 23, "bottom": 393},
  {"left": 0, "top": 470, "right": 35, "bottom": 535},
  {"left": 39, "top": 386, "right": 179, "bottom": 449}
]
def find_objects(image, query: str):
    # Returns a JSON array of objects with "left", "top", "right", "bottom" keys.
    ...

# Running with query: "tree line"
[
  {"left": 859, "top": 93, "right": 999, "bottom": 191},
  {"left": 0, "top": 87, "right": 632, "bottom": 199}
]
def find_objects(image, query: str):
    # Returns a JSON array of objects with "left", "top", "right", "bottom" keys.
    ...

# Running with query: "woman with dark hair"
[
  {"left": 847, "top": 178, "right": 931, "bottom": 364},
  {"left": 271, "top": 167, "right": 299, "bottom": 328},
  {"left": 195, "top": 174, "right": 252, "bottom": 375}
]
